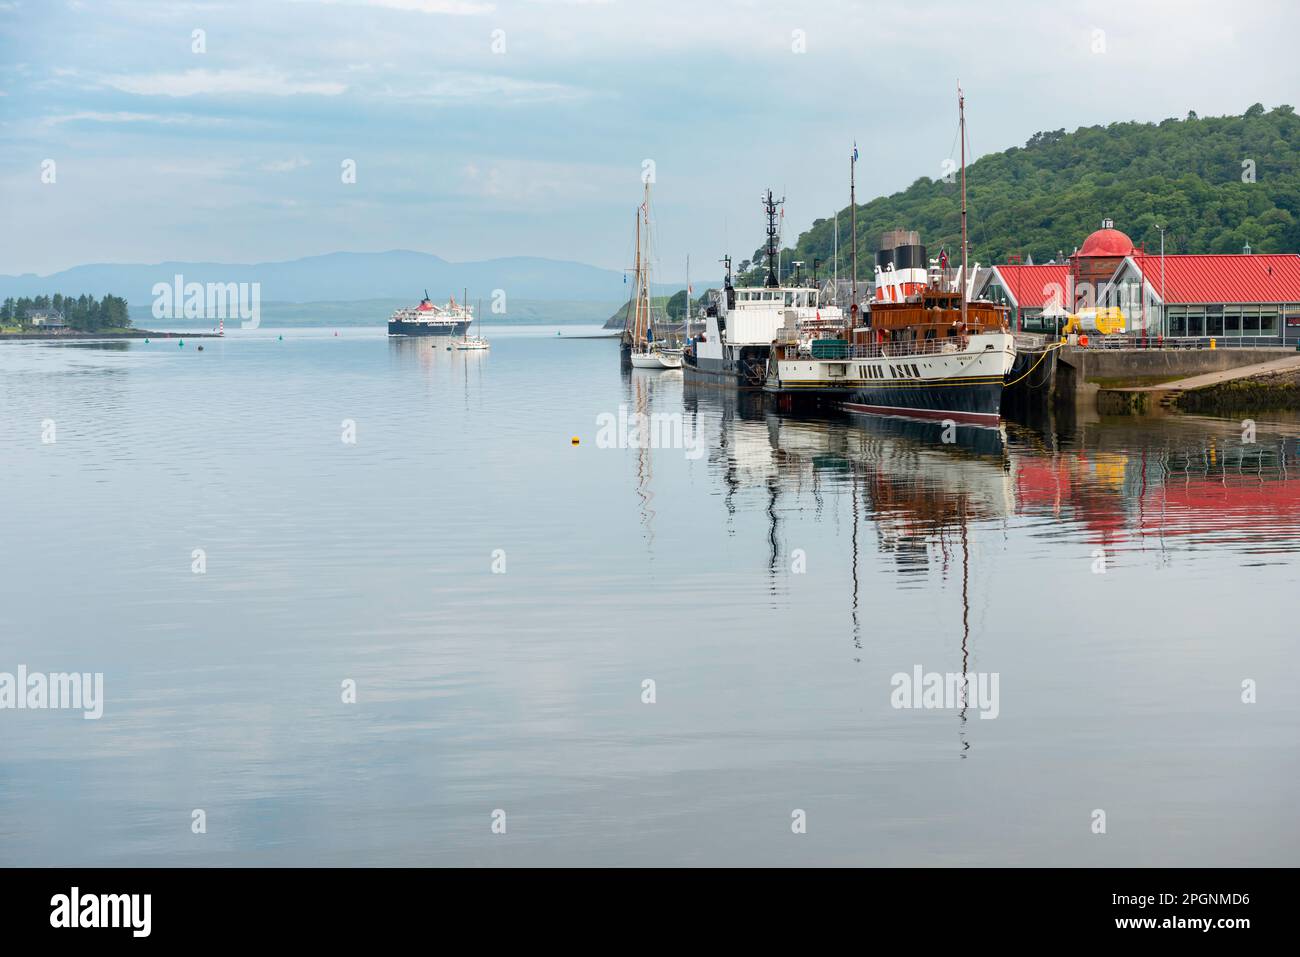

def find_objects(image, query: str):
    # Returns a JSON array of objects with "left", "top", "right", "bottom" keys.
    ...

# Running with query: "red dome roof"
[{"left": 1078, "top": 227, "right": 1135, "bottom": 258}]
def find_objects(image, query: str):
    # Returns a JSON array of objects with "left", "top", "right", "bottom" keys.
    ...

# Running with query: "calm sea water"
[{"left": 1, "top": 325, "right": 1297, "bottom": 866}]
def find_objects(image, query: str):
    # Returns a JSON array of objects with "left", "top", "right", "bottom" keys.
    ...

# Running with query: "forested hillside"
[{"left": 752, "top": 104, "right": 1300, "bottom": 282}]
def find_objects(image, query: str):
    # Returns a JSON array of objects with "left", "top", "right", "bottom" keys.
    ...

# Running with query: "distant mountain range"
[{"left": 0, "top": 250, "right": 634, "bottom": 305}]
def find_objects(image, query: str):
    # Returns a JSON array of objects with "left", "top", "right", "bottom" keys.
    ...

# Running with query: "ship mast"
[
  {"left": 762, "top": 189, "right": 783, "bottom": 289},
  {"left": 959, "top": 84, "right": 968, "bottom": 328},
  {"left": 632, "top": 205, "right": 643, "bottom": 345},
  {"left": 632, "top": 182, "right": 651, "bottom": 347},
  {"left": 683, "top": 254, "right": 690, "bottom": 345},
  {"left": 850, "top": 143, "right": 858, "bottom": 320}
]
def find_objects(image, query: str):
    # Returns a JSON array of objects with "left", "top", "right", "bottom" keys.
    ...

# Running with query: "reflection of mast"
[
  {"left": 718, "top": 402, "right": 739, "bottom": 526},
  {"left": 632, "top": 374, "right": 655, "bottom": 548},
  {"left": 957, "top": 506, "right": 971, "bottom": 756},
  {"left": 767, "top": 478, "right": 779, "bottom": 592},
  {"left": 850, "top": 462, "right": 862, "bottom": 658}
]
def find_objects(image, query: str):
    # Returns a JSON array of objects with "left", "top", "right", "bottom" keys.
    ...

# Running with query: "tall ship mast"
[
  {"left": 622, "top": 181, "right": 681, "bottom": 370},
  {"left": 764, "top": 86, "right": 1017, "bottom": 426}
]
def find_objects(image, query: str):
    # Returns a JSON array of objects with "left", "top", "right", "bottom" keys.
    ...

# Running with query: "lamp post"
[{"left": 1156, "top": 225, "right": 1166, "bottom": 339}]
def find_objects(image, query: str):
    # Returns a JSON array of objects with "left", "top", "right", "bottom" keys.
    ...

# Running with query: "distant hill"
[
  {"left": 603, "top": 295, "right": 674, "bottom": 330},
  {"left": 601, "top": 285, "right": 720, "bottom": 328},
  {"left": 754, "top": 104, "right": 1300, "bottom": 283},
  {"left": 0, "top": 250, "right": 628, "bottom": 306}
]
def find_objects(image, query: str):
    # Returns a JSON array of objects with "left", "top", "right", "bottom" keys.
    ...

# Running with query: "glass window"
[
  {"left": 1244, "top": 313, "right": 1260, "bottom": 333},
  {"left": 1260, "top": 311, "right": 1277, "bottom": 335},
  {"left": 1207, "top": 314, "right": 1224, "bottom": 336},
  {"left": 1185, "top": 313, "right": 1204, "bottom": 336},
  {"left": 1224, "top": 313, "right": 1241, "bottom": 334}
]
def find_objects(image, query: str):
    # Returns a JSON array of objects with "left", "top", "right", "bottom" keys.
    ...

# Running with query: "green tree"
[{"left": 766, "top": 105, "right": 1300, "bottom": 276}]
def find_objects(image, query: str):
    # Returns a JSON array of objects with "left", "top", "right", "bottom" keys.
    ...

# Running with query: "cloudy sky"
[{"left": 1, "top": 0, "right": 1297, "bottom": 277}]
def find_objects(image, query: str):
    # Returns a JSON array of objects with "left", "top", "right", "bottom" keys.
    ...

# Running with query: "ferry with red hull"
[{"left": 388, "top": 291, "right": 472, "bottom": 337}]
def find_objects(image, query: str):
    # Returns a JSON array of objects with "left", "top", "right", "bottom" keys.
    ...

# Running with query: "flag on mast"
[{"left": 852, "top": 141, "right": 859, "bottom": 163}]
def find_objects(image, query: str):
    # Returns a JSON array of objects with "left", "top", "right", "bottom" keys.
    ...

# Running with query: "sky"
[{"left": 1, "top": 0, "right": 1298, "bottom": 279}]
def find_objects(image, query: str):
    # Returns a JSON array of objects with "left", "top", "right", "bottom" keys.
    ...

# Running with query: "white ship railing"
[{"left": 843, "top": 339, "right": 990, "bottom": 359}]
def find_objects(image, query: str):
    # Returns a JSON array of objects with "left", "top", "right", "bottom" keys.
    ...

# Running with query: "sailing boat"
[
  {"left": 456, "top": 294, "right": 490, "bottom": 350},
  {"left": 626, "top": 181, "right": 681, "bottom": 369}
]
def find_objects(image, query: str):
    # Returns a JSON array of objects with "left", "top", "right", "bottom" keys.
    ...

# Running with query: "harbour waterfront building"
[{"left": 976, "top": 221, "right": 1300, "bottom": 343}]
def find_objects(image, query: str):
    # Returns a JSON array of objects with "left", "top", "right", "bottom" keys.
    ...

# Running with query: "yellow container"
[{"left": 1210, "top": 338, "right": 1217, "bottom": 350}]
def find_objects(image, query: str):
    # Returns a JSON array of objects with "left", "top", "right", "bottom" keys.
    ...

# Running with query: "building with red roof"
[
  {"left": 1110, "top": 250, "right": 1300, "bottom": 339},
  {"left": 981, "top": 219, "right": 1300, "bottom": 341},
  {"left": 974, "top": 263, "right": 1071, "bottom": 327}
]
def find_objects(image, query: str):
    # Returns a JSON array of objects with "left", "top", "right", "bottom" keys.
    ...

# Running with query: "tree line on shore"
[
  {"left": 745, "top": 104, "right": 1300, "bottom": 285},
  {"left": 1, "top": 294, "right": 131, "bottom": 331}
]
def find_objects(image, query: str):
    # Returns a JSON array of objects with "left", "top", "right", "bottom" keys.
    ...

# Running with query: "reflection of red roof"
[
  {"left": 1137, "top": 474, "right": 1300, "bottom": 544},
  {"left": 1015, "top": 453, "right": 1300, "bottom": 547},
  {"left": 1013, "top": 459, "right": 1069, "bottom": 507},
  {"left": 1130, "top": 253, "right": 1300, "bottom": 304},
  {"left": 1079, "top": 227, "right": 1135, "bottom": 257},
  {"left": 992, "top": 264, "right": 1070, "bottom": 308}
]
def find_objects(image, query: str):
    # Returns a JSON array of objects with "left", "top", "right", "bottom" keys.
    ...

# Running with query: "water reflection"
[
  {"left": 684, "top": 380, "right": 1300, "bottom": 568},
  {"left": 623, "top": 370, "right": 666, "bottom": 551},
  {"left": 4, "top": 331, "right": 1297, "bottom": 865},
  {"left": 1010, "top": 416, "right": 1300, "bottom": 557},
  {"left": 677, "top": 384, "right": 1300, "bottom": 760},
  {"left": 47, "top": 340, "right": 134, "bottom": 352}
]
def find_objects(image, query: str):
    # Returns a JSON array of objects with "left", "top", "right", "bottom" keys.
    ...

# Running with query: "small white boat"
[
  {"left": 631, "top": 348, "right": 680, "bottom": 369},
  {"left": 454, "top": 297, "right": 490, "bottom": 350}
]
